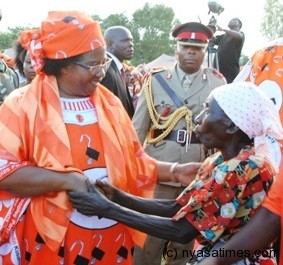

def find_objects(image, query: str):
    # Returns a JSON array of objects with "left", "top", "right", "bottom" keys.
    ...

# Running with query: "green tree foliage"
[
  {"left": 0, "top": 32, "right": 15, "bottom": 50},
  {"left": 239, "top": 54, "right": 249, "bottom": 66},
  {"left": 0, "top": 26, "right": 36, "bottom": 51},
  {"left": 91, "top": 13, "right": 131, "bottom": 31},
  {"left": 101, "top": 14, "right": 131, "bottom": 31},
  {"left": 0, "top": 3, "right": 179, "bottom": 66},
  {"left": 93, "top": 3, "right": 180, "bottom": 66},
  {"left": 261, "top": 0, "right": 283, "bottom": 41},
  {"left": 131, "top": 3, "right": 180, "bottom": 65}
]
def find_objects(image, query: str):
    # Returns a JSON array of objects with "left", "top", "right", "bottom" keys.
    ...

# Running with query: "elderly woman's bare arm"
[
  {"left": 96, "top": 203, "right": 198, "bottom": 244},
  {"left": 0, "top": 166, "right": 88, "bottom": 197},
  {"left": 95, "top": 180, "right": 179, "bottom": 217},
  {"left": 69, "top": 181, "right": 199, "bottom": 244}
]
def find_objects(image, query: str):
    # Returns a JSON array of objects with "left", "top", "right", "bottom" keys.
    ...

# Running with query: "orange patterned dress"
[
  {"left": 234, "top": 38, "right": 283, "bottom": 167},
  {"left": 0, "top": 75, "right": 157, "bottom": 264}
]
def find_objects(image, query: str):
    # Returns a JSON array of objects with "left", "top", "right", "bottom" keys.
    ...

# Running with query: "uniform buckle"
[{"left": 176, "top": 129, "right": 186, "bottom": 144}]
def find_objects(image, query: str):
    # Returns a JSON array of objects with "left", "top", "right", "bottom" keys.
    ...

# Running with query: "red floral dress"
[{"left": 173, "top": 146, "right": 277, "bottom": 264}]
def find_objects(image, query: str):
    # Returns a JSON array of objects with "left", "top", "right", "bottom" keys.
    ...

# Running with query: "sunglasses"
[{"left": 75, "top": 57, "right": 112, "bottom": 76}]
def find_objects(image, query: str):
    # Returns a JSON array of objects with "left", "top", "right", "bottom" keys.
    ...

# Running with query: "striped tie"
[
  {"left": 183, "top": 75, "right": 193, "bottom": 88},
  {"left": 121, "top": 68, "right": 126, "bottom": 86}
]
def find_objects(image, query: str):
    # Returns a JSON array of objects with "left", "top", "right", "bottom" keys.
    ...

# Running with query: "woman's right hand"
[{"left": 65, "top": 171, "right": 88, "bottom": 192}]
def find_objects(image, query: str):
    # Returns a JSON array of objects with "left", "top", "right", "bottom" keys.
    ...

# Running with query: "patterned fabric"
[
  {"left": 234, "top": 38, "right": 283, "bottom": 163},
  {"left": 173, "top": 145, "right": 276, "bottom": 264},
  {"left": 0, "top": 98, "right": 134, "bottom": 264},
  {"left": 234, "top": 38, "right": 283, "bottom": 124},
  {"left": 19, "top": 11, "right": 105, "bottom": 73},
  {"left": 212, "top": 82, "right": 283, "bottom": 172},
  {"left": 0, "top": 74, "right": 157, "bottom": 255}
]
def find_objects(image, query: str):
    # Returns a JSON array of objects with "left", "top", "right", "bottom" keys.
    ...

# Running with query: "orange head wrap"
[{"left": 19, "top": 11, "right": 105, "bottom": 74}]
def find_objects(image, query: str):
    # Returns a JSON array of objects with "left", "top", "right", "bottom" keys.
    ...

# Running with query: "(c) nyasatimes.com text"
[{"left": 162, "top": 247, "right": 277, "bottom": 261}]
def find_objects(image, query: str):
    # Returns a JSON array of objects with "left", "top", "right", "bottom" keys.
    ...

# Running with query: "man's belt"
[{"left": 153, "top": 129, "right": 201, "bottom": 146}]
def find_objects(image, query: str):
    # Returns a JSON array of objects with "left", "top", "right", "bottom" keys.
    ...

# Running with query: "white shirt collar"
[
  {"left": 106, "top": 52, "right": 123, "bottom": 71},
  {"left": 176, "top": 64, "right": 202, "bottom": 81}
]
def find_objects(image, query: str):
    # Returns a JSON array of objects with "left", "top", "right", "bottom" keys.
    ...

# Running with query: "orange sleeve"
[{"left": 262, "top": 165, "right": 283, "bottom": 217}]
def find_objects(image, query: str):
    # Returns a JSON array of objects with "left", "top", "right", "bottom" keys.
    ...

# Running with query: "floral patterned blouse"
[{"left": 173, "top": 145, "right": 277, "bottom": 264}]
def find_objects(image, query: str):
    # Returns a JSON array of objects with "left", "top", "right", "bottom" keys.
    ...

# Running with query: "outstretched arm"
[
  {"left": 156, "top": 161, "right": 201, "bottom": 185},
  {"left": 68, "top": 180, "right": 199, "bottom": 244},
  {"left": 198, "top": 207, "right": 280, "bottom": 265},
  {"left": 217, "top": 25, "right": 244, "bottom": 40},
  {"left": 0, "top": 165, "right": 87, "bottom": 196},
  {"left": 94, "top": 180, "right": 178, "bottom": 217}
]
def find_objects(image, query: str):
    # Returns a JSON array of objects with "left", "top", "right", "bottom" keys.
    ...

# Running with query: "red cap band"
[{"left": 177, "top": 31, "right": 208, "bottom": 42}]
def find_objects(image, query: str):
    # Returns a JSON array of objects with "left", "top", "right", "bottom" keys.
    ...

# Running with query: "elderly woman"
[
  {"left": 69, "top": 82, "right": 283, "bottom": 265},
  {"left": 0, "top": 11, "right": 200, "bottom": 264}
]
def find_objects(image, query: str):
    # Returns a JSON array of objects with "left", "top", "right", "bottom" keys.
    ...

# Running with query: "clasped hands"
[
  {"left": 68, "top": 179, "right": 116, "bottom": 217},
  {"left": 68, "top": 161, "right": 201, "bottom": 216}
]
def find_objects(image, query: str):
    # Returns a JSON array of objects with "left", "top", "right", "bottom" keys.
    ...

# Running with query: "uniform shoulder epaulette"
[
  {"left": 207, "top": 67, "right": 225, "bottom": 80},
  {"left": 143, "top": 66, "right": 167, "bottom": 82},
  {"left": 150, "top": 66, "right": 167, "bottom": 75}
]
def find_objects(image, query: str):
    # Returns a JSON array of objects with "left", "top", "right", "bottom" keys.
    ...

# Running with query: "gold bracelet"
[{"left": 169, "top": 162, "right": 179, "bottom": 182}]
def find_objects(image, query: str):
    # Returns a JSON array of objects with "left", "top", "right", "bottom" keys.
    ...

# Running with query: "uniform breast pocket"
[
  {"left": 144, "top": 140, "right": 167, "bottom": 160},
  {"left": 184, "top": 96, "right": 202, "bottom": 121},
  {"left": 154, "top": 99, "right": 176, "bottom": 118}
]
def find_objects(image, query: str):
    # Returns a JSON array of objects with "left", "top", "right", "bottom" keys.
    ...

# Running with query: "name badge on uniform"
[{"left": 166, "top": 73, "right": 172, "bottom": 80}]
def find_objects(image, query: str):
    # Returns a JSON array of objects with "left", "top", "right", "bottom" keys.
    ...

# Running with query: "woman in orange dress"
[{"left": 0, "top": 11, "right": 200, "bottom": 265}]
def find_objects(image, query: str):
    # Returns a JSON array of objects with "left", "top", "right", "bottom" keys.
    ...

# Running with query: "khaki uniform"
[
  {"left": 132, "top": 63, "right": 226, "bottom": 265},
  {"left": 0, "top": 59, "right": 19, "bottom": 104}
]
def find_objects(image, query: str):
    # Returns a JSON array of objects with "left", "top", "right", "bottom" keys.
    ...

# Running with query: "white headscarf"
[{"left": 212, "top": 82, "right": 283, "bottom": 172}]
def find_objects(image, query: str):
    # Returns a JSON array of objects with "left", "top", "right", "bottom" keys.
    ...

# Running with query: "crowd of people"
[{"left": 0, "top": 6, "right": 282, "bottom": 265}]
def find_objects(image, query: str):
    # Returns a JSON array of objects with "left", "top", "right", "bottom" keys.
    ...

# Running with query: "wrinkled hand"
[
  {"left": 68, "top": 179, "right": 110, "bottom": 216},
  {"left": 94, "top": 180, "right": 118, "bottom": 202},
  {"left": 177, "top": 162, "right": 201, "bottom": 186}
]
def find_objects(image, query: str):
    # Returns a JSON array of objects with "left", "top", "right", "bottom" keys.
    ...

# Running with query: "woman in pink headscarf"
[
  {"left": 0, "top": 11, "right": 200, "bottom": 264},
  {"left": 69, "top": 82, "right": 283, "bottom": 265}
]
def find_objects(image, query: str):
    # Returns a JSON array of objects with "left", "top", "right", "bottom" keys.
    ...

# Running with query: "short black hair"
[
  {"left": 15, "top": 41, "right": 27, "bottom": 77},
  {"left": 237, "top": 19, "right": 242, "bottom": 29},
  {"left": 42, "top": 54, "right": 83, "bottom": 76},
  {"left": 233, "top": 18, "right": 242, "bottom": 30}
]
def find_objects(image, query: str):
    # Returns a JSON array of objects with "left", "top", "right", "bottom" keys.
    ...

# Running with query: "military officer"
[{"left": 132, "top": 22, "right": 226, "bottom": 265}]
